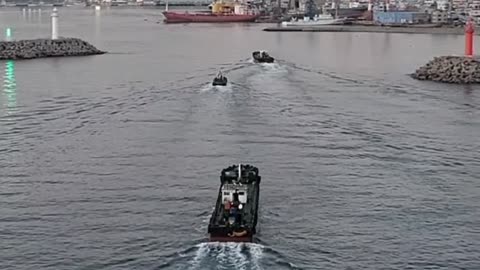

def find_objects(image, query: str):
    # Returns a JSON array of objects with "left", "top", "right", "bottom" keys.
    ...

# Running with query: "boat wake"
[
  {"left": 157, "top": 241, "right": 300, "bottom": 270},
  {"left": 281, "top": 61, "right": 364, "bottom": 84},
  {"left": 258, "top": 62, "right": 286, "bottom": 73},
  {"left": 247, "top": 57, "right": 285, "bottom": 73},
  {"left": 200, "top": 82, "right": 233, "bottom": 93},
  {"left": 188, "top": 242, "right": 264, "bottom": 270},
  {"left": 246, "top": 62, "right": 288, "bottom": 86}
]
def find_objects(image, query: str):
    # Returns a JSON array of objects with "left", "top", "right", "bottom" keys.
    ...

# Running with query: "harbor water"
[{"left": 0, "top": 7, "right": 479, "bottom": 270}]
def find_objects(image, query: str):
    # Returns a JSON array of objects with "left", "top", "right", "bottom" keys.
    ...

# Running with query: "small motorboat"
[
  {"left": 212, "top": 70, "right": 228, "bottom": 86},
  {"left": 252, "top": 51, "right": 274, "bottom": 63}
]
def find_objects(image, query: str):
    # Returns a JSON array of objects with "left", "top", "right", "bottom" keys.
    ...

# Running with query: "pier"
[{"left": 263, "top": 25, "right": 476, "bottom": 35}]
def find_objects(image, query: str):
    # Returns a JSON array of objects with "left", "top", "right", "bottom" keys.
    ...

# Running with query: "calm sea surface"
[{"left": 0, "top": 6, "right": 479, "bottom": 270}]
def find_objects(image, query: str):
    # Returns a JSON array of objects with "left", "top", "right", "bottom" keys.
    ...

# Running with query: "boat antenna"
[{"left": 335, "top": 0, "right": 338, "bottom": 19}]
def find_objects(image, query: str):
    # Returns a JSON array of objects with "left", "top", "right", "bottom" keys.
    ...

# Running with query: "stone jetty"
[
  {"left": 412, "top": 56, "right": 480, "bottom": 83},
  {"left": 0, "top": 38, "right": 106, "bottom": 60}
]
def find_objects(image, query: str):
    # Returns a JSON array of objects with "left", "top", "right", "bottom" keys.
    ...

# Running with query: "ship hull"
[
  {"left": 162, "top": 11, "right": 259, "bottom": 23},
  {"left": 281, "top": 19, "right": 344, "bottom": 27}
]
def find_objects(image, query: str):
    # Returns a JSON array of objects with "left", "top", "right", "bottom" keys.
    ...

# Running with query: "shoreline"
[{"left": 263, "top": 25, "right": 473, "bottom": 35}]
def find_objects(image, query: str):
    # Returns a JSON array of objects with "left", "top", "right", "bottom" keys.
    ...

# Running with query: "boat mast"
[
  {"left": 304, "top": 0, "right": 317, "bottom": 19},
  {"left": 334, "top": 0, "right": 338, "bottom": 19},
  {"left": 277, "top": 0, "right": 281, "bottom": 16},
  {"left": 238, "top": 163, "right": 241, "bottom": 181}
]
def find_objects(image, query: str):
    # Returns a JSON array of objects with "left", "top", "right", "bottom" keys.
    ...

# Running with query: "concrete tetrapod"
[{"left": 411, "top": 56, "right": 480, "bottom": 84}]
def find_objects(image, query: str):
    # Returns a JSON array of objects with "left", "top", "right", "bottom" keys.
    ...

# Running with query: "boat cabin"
[{"left": 221, "top": 183, "right": 248, "bottom": 204}]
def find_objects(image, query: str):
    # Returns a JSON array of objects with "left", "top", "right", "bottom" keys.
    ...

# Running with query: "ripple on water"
[{"left": 1, "top": 16, "right": 480, "bottom": 270}]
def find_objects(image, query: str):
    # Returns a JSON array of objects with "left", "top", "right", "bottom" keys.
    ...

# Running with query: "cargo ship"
[
  {"left": 208, "top": 164, "right": 261, "bottom": 242},
  {"left": 162, "top": 0, "right": 260, "bottom": 23}
]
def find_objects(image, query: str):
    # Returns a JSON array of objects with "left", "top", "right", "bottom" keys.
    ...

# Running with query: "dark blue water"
[{"left": 0, "top": 7, "right": 479, "bottom": 270}]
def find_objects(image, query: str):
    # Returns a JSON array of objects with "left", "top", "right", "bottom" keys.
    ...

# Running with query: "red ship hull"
[{"left": 162, "top": 11, "right": 259, "bottom": 23}]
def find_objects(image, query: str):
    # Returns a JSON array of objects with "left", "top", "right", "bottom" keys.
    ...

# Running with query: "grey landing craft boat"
[{"left": 208, "top": 164, "right": 261, "bottom": 242}]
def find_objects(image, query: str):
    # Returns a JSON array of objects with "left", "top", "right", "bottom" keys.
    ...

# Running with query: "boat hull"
[
  {"left": 209, "top": 234, "right": 253, "bottom": 243},
  {"left": 212, "top": 82, "right": 228, "bottom": 86},
  {"left": 212, "top": 78, "right": 228, "bottom": 86},
  {"left": 281, "top": 19, "right": 344, "bottom": 27},
  {"left": 163, "top": 11, "right": 259, "bottom": 23}
]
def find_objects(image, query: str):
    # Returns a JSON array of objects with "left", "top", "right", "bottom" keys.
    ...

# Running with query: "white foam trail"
[
  {"left": 200, "top": 83, "right": 233, "bottom": 93},
  {"left": 248, "top": 243, "right": 265, "bottom": 270},
  {"left": 248, "top": 52, "right": 284, "bottom": 70},
  {"left": 259, "top": 62, "right": 285, "bottom": 73},
  {"left": 231, "top": 243, "right": 248, "bottom": 270},
  {"left": 186, "top": 242, "right": 265, "bottom": 270},
  {"left": 248, "top": 57, "right": 286, "bottom": 74},
  {"left": 188, "top": 243, "right": 210, "bottom": 270}
]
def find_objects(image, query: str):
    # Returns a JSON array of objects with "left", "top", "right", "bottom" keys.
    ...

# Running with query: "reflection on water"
[
  {"left": 382, "top": 33, "right": 391, "bottom": 54},
  {"left": 2, "top": 60, "right": 17, "bottom": 115},
  {"left": 94, "top": 10, "right": 101, "bottom": 45}
]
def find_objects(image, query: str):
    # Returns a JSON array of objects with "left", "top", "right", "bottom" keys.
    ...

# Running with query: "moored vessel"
[
  {"left": 281, "top": 0, "right": 345, "bottom": 27},
  {"left": 208, "top": 164, "right": 261, "bottom": 242},
  {"left": 281, "top": 13, "right": 344, "bottom": 27},
  {"left": 162, "top": 0, "right": 260, "bottom": 23}
]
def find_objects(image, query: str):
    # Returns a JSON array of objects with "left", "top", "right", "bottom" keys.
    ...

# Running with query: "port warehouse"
[{"left": 373, "top": 11, "right": 433, "bottom": 24}]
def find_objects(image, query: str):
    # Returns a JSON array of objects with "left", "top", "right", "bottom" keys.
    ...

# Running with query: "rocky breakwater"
[
  {"left": 412, "top": 56, "right": 480, "bottom": 83},
  {"left": 0, "top": 38, "right": 106, "bottom": 60}
]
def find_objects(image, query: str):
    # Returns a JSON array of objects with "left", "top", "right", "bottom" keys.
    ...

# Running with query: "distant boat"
[
  {"left": 162, "top": 0, "right": 259, "bottom": 23},
  {"left": 252, "top": 50, "right": 274, "bottom": 63},
  {"left": 212, "top": 71, "right": 228, "bottom": 86},
  {"left": 163, "top": 11, "right": 259, "bottom": 23},
  {"left": 281, "top": 14, "right": 344, "bottom": 27},
  {"left": 110, "top": 0, "right": 128, "bottom": 6}
]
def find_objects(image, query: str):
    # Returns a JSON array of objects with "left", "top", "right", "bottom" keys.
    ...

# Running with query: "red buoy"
[{"left": 465, "top": 18, "right": 475, "bottom": 57}]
